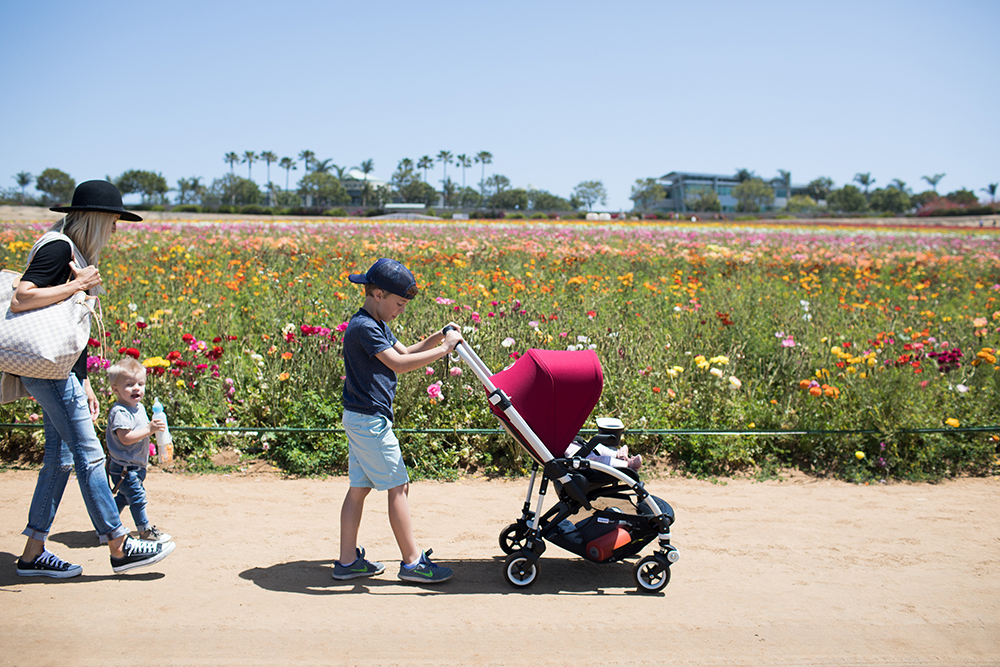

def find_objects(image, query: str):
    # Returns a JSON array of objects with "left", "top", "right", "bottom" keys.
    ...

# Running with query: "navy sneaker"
[
  {"left": 332, "top": 547, "right": 385, "bottom": 580},
  {"left": 16, "top": 550, "right": 83, "bottom": 579},
  {"left": 111, "top": 536, "right": 175, "bottom": 573},
  {"left": 398, "top": 549, "right": 453, "bottom": 584}
]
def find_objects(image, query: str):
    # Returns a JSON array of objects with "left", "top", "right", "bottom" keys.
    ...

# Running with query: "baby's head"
[{"left": 107, "top": 357, "right": 148, "bottom": 408}]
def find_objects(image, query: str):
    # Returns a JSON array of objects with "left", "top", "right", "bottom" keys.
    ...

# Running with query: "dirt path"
[{"left": 1, "top": 469, "right": 998, "bottom": 666}]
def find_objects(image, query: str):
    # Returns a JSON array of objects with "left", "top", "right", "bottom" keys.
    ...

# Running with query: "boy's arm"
[
  {"left": 115, "top": 419, "right": 165, "bottom": 448},
  {"left": 376, "top": 325, "right": 463, "bottom": 374},
  {"left": 402, "top": 322, "right": 461, "bottom": 355}
]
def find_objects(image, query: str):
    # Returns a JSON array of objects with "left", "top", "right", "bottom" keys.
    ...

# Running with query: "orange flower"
[
  {"left": 809, "top": 386, "right": 822, "bottom": 397},
  {"left": 281, "top": 352, "right": 293, "bottom": 360},
  {"left": 278, "top": 372, "right": 290, "bottom": 382},
  {"left": 799, "top": 379, "right": 811, "bottom": 389}
]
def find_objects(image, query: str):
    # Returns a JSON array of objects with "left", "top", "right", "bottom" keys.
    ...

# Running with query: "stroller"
[{"left": 449, "top": 332, "right": 679, "bottom": 593}]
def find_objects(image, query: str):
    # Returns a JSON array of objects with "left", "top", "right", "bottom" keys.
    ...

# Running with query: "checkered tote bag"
[{"left": 0, "top": 232, "right": 100, "bottom": 380}]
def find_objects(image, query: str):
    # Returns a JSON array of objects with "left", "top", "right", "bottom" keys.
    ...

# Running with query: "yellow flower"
[
  {"left": 855, "top": 451, "right": 865, "bottom": 460},
  {"left": 709, "top": 355, "right": 729, "bottom": 365},
  {"left": 175, "top": 379, "right": 185, "bottom": 388},
  {"left": 142, "top": 356, "right": 171, "bottom": 368},
  {"left": 945, "top": 418, "right": 960, "bottom": 428},
  {"left": 710, "top": 367, "right": 724, "bottom": 378},
  {"left": 278, "top": 372, "right": 290, "bottom": 382}
]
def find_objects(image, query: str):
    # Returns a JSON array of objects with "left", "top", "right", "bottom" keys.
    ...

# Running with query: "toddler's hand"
[{"left": 149, "top": 417, "right": 166, "bottom": 433}]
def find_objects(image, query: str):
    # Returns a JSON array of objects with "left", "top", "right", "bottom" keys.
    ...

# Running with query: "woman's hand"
[
  {"left": 10, "top": 263, "right": 101, "bottom": 313},
  {"left": 83, "top": 378, "right": 99, "bottom": 422},
  {"left": 69, "top": 262, "right": 102, "bottom": 293}
]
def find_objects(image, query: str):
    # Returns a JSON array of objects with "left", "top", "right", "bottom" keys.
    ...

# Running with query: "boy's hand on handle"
[
  {"left": 69, "top": 261, "right": 102, "bottom": 292},
  {"left": 442, "top": 323, "right": 463, "bottom": 352}
]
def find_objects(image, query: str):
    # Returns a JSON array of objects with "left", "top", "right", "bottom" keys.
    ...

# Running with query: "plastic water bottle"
[{"left": 151, "top": 398, "right": 173, "bottom": 464}]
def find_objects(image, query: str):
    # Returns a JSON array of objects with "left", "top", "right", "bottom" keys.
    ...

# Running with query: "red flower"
[
  {"left": 213, "top": 336, "right": 222, "bottom": 343},
  {"left": 166, "top": 350, "right": 182, "bottom": 361},
  {"left": 135, "top": 321, "right": 148, "bottom": 330},
  {"left": 88, "top": 337, "right": 101, "bottom": 347},
  {"left": 118, "top": 347, "right": 140, "bottom": 359},
  {"left": 206, "top": 346, "right": 224, "bottom": 360},
  {"left": 181, "top": 333, "right": 195, "bottom": 343}
]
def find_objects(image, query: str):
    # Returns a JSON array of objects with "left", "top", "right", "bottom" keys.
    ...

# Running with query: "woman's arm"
[{"left": 10, "top": 262, "right": 102, "bottom": 313}]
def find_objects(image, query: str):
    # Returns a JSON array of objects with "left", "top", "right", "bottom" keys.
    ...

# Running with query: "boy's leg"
[
  {"left": 338, "top": 486, "right": 371, "bottom": 564},
  {"left": 387, "top": 483, "right": 420, "bottom": 564}
]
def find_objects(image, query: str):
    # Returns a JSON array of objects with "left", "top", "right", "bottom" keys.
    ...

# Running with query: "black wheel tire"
[
  {"left": 499, "top": 524, "right": 526, "bottom": 555},
  {"left": 503, "top": 551, "right": 539, "bottom": 588},
  {"left": 633, "top": 555, "right": 671, "bottom": 593}
]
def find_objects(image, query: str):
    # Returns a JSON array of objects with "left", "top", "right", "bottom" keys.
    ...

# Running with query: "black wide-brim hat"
[{"left": 50, "top": 179, "right": 143, "bottom": 221}]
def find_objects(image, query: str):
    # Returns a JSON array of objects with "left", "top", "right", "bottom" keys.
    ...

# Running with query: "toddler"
[{"left": 105, "top": 357, "right": 172, "bottom": 543}]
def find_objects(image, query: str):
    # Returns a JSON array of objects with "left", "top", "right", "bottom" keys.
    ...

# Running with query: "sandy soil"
[{"left": 1, "top": 467, "right": 998, "bottom": 667}]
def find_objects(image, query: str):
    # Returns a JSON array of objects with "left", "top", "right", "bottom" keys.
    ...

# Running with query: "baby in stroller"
[{"left": 564, "top": 418, "right": 642, "bottom": 471}]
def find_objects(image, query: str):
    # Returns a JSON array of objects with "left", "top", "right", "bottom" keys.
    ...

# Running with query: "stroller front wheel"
[
  {"left": 633, "top": 554, "right": 671, "bottom": 593},
  {"left": 504, "top": 551, "right": 539, "bottom": 588},
  {"left": 499, "top": 523, "right": 528, "bottom": 555}
]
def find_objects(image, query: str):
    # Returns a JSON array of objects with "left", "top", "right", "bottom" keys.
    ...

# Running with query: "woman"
[{"left": 11, "top": 180, "right": 175, "bottom": 577}]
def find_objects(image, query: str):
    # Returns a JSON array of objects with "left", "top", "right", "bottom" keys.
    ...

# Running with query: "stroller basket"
[{"left": 447, "top": 329, "right": 679, "bottom": 593}]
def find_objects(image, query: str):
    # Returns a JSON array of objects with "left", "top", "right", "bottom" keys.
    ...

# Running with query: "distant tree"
[
  {"left": 573, "top": 180, "right": 608, "bottom": 211},
  {"left": 358, "top": 159, "right": 375, "bottom": 205},
  {"left": 260, "top": 151, "right": 278, "bottom": 184},
  {"left": 399, "top": 180, "right": 438, "bottom": 206},
  {"left": 889, "top": 178, "right": 910, "bottom": 194},
  {"left": 417, "top": 155, "right": 434, "bottom": 182},
  {"left": 629, "top": 178, "right": 665, "bottom": 212},
  {"left": 806, "top": 177, "right": 834, "bottom": 202},
  {"left": 922, "top": 173, "right": 945, "bottom": 191},
  {"left": 436, "top": 151, "right": 453, "bottom": 186},
  {"left": 35, "top": 168, "right": 75, "bottom": 205},
  {"left": 786, "top": 194, "right": 818, "bottom": 213},
  {"left": 224, "top": 152, "right": 240, "bottom": 174},
  {"left": 242, "top": 151, "right": 258, "bottom": 181},
  {"left": 944, "top": 189, "right": 978, "bottom": 207},
  {"left": 827, "top": 184, "right": 867, "bottom": 213},
  {"left": 279, "top": 157, "right": 297, "bottom": 191},
  {"left": 734, "top": 168, "right": 755, "bottom": 183},
  {"left": 361, "top": 181, "right": 390, "bottom": 209},
  {"left": 980, "top": 183, "right": 997, "bottom": 203},
  {"left": 457, "top": 186, "right": 483, "bottom": 208},
  {"left": 441, "top": 177, "right": 458, "bottom": 207},
  {"left": 455, "top": 154, "right": 472, "bottom": 189},
  {"left": 115, "top": 169, "right": 168, "bottom": 205},
  {"left": 911, "top": 190, "right": 938, "bottom": 209},
  {"left": 390, "top": 160, "right": 420, "bottom": 193},
  {"left": 175, "top": 176, "right": 204, "bottom": 205},
  {"left": 688, "top": 188, "right": 722, "bottom": 212},
  {"left": 475, "top": 151, "right": 493, "bottom": 196},
  {"left": 482, "top": 174, "right": 511, "bottom": 200},
  {"left": 298, "top": 150, "right": 315, "bottom": 174},
  {"left": 14, "top": 172, "right": 32, "bottom": 197},
  {"left": 311, "top": 158, "right": 336, "bottom": 175},
  {"left": 297, "top": 172, "right": 350, "bottom": 208},
  {"left": 528, "top": 189, "right": 571, "bottom": 211},
  {"left": 492, "top": 187, "right": 529, "bottom": 210},
  {"left": 777, "top": 170, "right": 791, "bottom": 188},
  {"left": 732, "top": 178, "right": 774, "bottom": 213},
  {"left": 204, "top": 174, "right": 263, "bottom": 208},
  {"left": 853, "top": 172, "right": 875, "bottom": 196},
  {"left": 869, "top": 187, "right": 912, "bottom": 214}
]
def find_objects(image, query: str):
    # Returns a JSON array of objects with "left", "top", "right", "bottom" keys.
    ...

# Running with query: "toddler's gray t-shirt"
[{"left": 106, "top": 402, "right": 151, "bottom": 468}]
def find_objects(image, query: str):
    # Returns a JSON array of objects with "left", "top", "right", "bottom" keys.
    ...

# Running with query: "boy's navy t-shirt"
[{"left": 342, "top": 308, "right": 399, "bottom": 422}]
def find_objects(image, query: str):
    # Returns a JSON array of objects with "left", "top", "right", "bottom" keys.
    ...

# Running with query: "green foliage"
[
  {"left": 204, "top": 174, "right": 263, "bottom": 207},
  {"left": 945, "top": 189, "right": 979, "bottom": 207},
  {"left": 573, "top": 180, "right": 608, "bottom": 211},
  {"left": 827, "top": 184, "right": 867, "bottom": 213},
  {"left": 733, "top": 178, "right": 774, "bottom": 212},
  {"left": 528, "top": 189, "right": 572, "bottom": 211},
  {"left": 806, "top": 177, "right": 834, "bottom": 202},
  {"left": 786, "top": 195, "right": 818, "bottom": 213},
  {"left": 114, "top": 169, "right": 169, "bottom": 205},
  {"left": 34, "top": 168, "right": 75, "bottom": 204},
  {"left": 491, "top": 188, "right": 529, "bottom": 210},
  {"left": 869, "top": 187, "right": 912, "bottom": 214},
  {"left": 297, "top": 172, "right": 350, "bottom": 208},
  {"left": 630, "top": 178, "right": 665, "bottom": 212}
]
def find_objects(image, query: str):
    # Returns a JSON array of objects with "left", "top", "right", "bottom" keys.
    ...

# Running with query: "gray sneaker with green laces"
[
  {"left": 332, "top": 547, "right": 385, "bottom": 580},
  {"left": 398, "top": 549, "right": 453, "bottom": 583}
]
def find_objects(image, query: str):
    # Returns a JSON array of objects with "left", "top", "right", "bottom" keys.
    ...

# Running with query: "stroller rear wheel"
[
  {"left": 499, "top": 523, "right": 528, "bottom": 555},
  {"left": 503, "top": 551, "right": 539, "bottom": 588},
  {"left": 633, "top": 554, "right": 671, "bottom": 593}
]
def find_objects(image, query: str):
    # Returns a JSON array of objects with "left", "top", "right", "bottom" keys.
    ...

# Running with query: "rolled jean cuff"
[
  {"left": 96, "top": 524, "right": 130, "bottom": 544},
  {"left": 21, "top": 527, "right": 49, "bottom": 541}
]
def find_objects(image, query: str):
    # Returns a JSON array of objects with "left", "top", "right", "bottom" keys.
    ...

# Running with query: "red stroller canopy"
[{"left": 489, "top": 348, "right": 604, "bottom": 460}]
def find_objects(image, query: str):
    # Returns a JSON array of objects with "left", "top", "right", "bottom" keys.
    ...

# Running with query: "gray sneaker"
[
  {"left": 332, "top": 547, "right": 385, "bottom": 580},
  {"left": 398, "top": 549, "right": 453, "bottom": 584},
  {"left": 139, "top": 526, "right": 172, "bottom": 543}
]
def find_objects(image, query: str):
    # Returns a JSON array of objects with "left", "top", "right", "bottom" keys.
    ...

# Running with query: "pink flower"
[
  {"left": 449, "top": 367, "right": 462, "bottom": 377},
  {"left": 425, "top": 367, "right": 435, "bottom": 375},
  {"left": 427, "top": 381, "right": 443, "bottom": 400},
  {"left": 435, "top": 297, "right": 455, "bottom": 305},
  {"left": 335, "top": 322, "right": 349, "bottom": 333},
  {"left": 471, "top": 312, "right": 481, "bottom": 324},
  {"left": 781, "top": 337, "right": 796, "bottom": 348}
]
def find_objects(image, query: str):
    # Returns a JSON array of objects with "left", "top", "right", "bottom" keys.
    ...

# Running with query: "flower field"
[{"left": 1, "top": 219, "right": 998, "bottom": 481}]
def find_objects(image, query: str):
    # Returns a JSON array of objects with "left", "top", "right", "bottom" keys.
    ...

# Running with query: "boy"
[
  {"left": 105, "top": 357, "right": 172, "bottom": 543},
  {"left": 335, "top": 258, "right": 463, "bottom": 583}
]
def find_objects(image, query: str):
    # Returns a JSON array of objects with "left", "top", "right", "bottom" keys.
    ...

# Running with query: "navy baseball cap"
[{"left": 349, "top": 258, "right": 418, "bottom": 298}]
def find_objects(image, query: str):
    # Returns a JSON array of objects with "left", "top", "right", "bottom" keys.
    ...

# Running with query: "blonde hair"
[
  {"left": 49, "top": 211, "right": 117, "bottom": 267},
  {"left": 107, "top": 357, "right": 146, "bottom": 386}
]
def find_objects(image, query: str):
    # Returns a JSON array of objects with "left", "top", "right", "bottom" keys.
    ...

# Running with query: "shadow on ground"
[
  {"left": 0, "top": 552, "right": 164, "bottom": 586},
  {"left": 240, "top": 555, "right": 657, "bottom": 596}
]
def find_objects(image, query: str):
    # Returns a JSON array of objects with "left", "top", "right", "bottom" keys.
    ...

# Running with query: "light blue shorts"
[{"left": 343, "top": 410, "right": 410, "bottom": 491}]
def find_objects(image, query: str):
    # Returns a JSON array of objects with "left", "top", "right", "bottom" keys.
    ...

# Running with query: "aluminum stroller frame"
[{"left": 447, "top": 329, "right": 679, "bottom": 592}]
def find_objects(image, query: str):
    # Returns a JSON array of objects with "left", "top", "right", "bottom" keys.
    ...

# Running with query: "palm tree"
[
  {"left": 436, "top": 150, "right": 453, "bottom": 187},
  {"left": 475, "top": 151, "right": 493, "bottom": 195},
  {"left": 14, "top": 172, "right": 32, "bottom": 196},
  {"left": 853, "top": 172, "right": 875, "bottom": 195},
  {"left": 242, "top": 151, "right": 258, "bottom": 180},
  {"left": 398, "top": 158, "right": 414, "bottom": 172},
  {"left": 279, "top": 157, "right": 297, "bottom": 191},
  {"left": 260, "top": 151, "right": 278, "bottom": 184},
  {"left": 982, "top": 183, "right": 998, "bottom": 203},
  {"left": 922, "top": 173, "right": 945, "bottom": 191},
  {"left": 312, "top": 158, "right": 335, "bottom": 174},
  {"left": 225, "top": 152, "right": 240, "bottom": 174},
  {"left": 417, "top": 155, "right": 434, "bottom": 182},
  {"left": 889, "top": 179, "right": 909, "bottom": 193},
  {"left": 358, "top": 159, "right": 375, "bottom": 205},
  {"left": 298, "top": 150, "right": 315, "bottom": 175},
  {"left": 455, "top": 154, "right": 472, "bottom": 189}
]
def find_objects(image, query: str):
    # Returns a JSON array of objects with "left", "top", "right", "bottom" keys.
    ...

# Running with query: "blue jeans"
[
  {"left": 21, "top": 374, "right": 128, "bottom": 543},
  {"left": 108, "top": 460, "right": 150, "bottom": 532}
]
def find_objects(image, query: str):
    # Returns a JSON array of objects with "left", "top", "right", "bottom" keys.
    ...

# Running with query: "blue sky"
[{"left": 1, "top": 0, "right": 997, "bottom": 210}]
